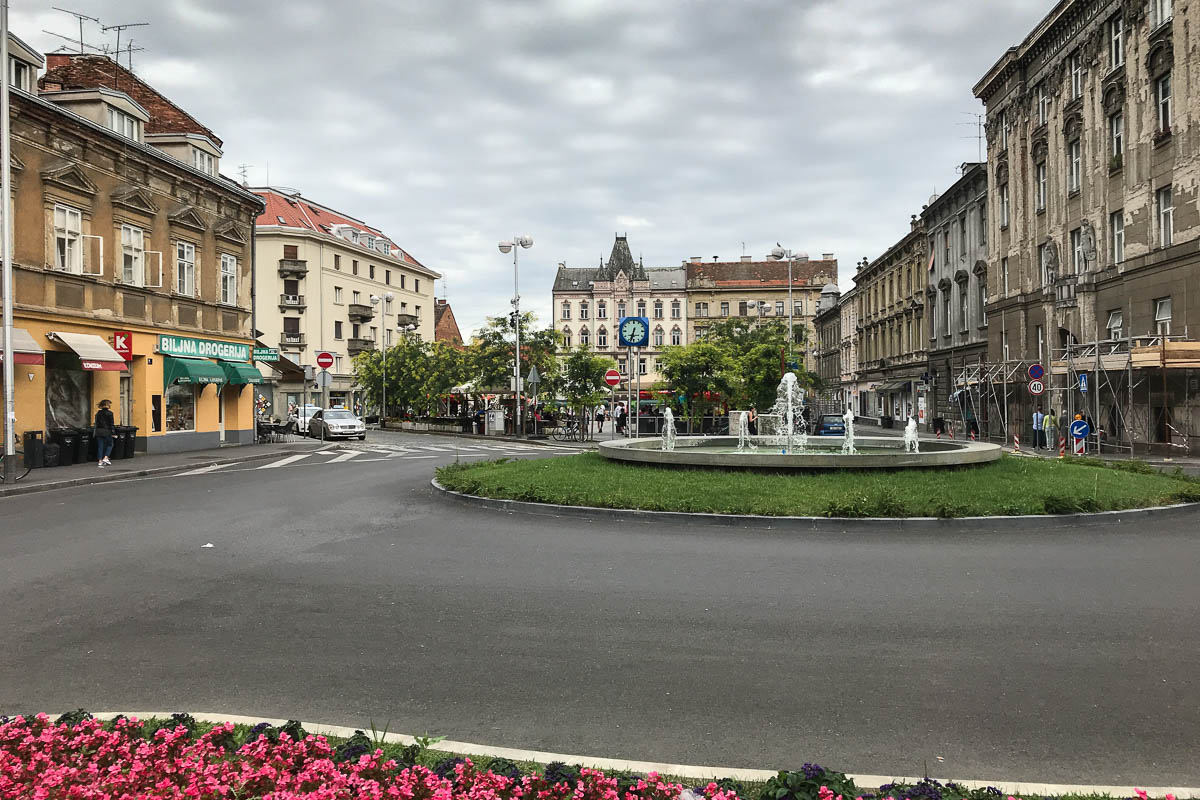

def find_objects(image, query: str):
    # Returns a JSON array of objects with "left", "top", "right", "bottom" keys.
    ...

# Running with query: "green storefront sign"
[
  {"left": 252, "top": 347, "right": 280, "bottom": 362},
  {"left": 157, "top": 335, "right": 250, "bottom": 362}
]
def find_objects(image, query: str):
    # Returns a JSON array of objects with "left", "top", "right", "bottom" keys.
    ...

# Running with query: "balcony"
[
  {"left": 347, "top": 303, "right": 374, "bottom": 322},
  {"left": 1055, "top": 276, "right": 1077, "bottom": 308},
  {"left": 278, "top": 259, "right": 308, "bottom": 278},
  {"left": 280, "top": 331, "right": 306, "bottom": 349},
  {"left": 279, "top": 293, "right": 307, "bottom": 311},
  {"left": 395, "top": 312, "right": 419, "bottom": 328},
  {"left": 346, "top": 337, "right": 376, "bottom": 354}
]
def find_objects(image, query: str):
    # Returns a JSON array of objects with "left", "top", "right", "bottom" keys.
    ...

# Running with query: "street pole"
[
  {"left": 787, "top": 258, "right": 793, "bottom": 366},
  {"left": 635, "top": 347, "right": 641, "bottom": 438},
  {"left": 1, "top": 1, "right": 17, "bottom": 484},
  {"left": 381, "top": 348, "right": 387, "bottom": 428},
  {"left": 513, "top": 247, "right": 521, "bottom": 438}
]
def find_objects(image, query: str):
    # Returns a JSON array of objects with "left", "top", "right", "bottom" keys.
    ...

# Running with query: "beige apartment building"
[
  {"left": 2, "top": 44, "right": 263, "bottom": 454},
  {"left": 252, "top": 188, "right": 440, "bottom": 413}
]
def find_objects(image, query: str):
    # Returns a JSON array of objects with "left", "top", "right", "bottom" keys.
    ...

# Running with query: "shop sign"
[
  {"left": 113, "top": 331, "right": 133, "bottom": 361},
  {"left": 157, "top": 335, "right": 250, "bottom": 362},
  {"left": 252, "top": 347, "right": 280, "bottom": 362}
]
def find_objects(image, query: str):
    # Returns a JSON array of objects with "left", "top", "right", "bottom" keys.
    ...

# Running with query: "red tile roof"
[
  {"left": 253, "top": 188, "right": 424, "bottom": 268},
  {"left": 686, "top": 259, "right": 837, "bottom": 289}
]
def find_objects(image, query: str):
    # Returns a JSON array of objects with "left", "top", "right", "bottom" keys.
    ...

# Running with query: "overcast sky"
[{"left": 16, "top": 0, "right": 1050, "bottom": 338}]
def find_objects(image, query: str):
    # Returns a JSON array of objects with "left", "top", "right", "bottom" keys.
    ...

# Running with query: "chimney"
[
  {"left": 712, "top": 256, "right": 719, "bottom": 262},
  {"left": 688, "top": 256, "right": 702, "bottom": 264},
  {"left": 822, "top": 253, "right": 834, "bottom": 261},
  {"left": 46, "top": 54, "right": 72, "bottom": 70},
  {"left": 740, "top": 255, "right": 753, "bottom": 262}
]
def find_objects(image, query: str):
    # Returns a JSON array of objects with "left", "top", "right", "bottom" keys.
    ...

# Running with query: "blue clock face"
[{"left": 619, "top": 317, "right": 649, "bottom": 346}]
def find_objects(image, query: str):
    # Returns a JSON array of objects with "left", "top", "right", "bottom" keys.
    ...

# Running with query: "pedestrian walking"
[
  {"left": 616, "top": 403, "right": 628, "bottom": 435},
  {"left": 94, "top": 399, "right": 116, "bottom": 467},
  {"left": 1032, "top": 405, "right": 1045, "bottom": 449},
  {"left": 1044, "top": 408, "right": 1057, "bottom": 454},
  {"left": 595, "top": 406, "right": 605, "bottom": 432}
]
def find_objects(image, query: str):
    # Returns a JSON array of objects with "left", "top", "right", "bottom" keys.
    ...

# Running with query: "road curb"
[
  {"left": 375, "top": 426, "right": 583, "bottom": 450},
  {"left": 87, "top": 711, "right": 1199, "bottom": 798},
  {"left": 429, "top": 478, "right": 1200, "bottom": 531},
  {"left": 0, "top": 444, "right": 326, "bottom": 500}
]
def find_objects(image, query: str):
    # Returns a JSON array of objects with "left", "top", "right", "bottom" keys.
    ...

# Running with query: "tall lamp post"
[
  {"left": 498, "top": 235, "right": 533, "bottom": 437},
  {"left": 1, "top": 2, "right": 17, "bottom": 484},
  {"left": 370, "top": 293, "right": 393, "bottom": 426},
  {"left": 767, "top": 245, "right": 806, "bottom": 368}
]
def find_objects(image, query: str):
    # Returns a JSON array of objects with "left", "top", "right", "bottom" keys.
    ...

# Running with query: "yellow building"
[{"left": 1, "top": 44, "right": 263, "bottom": 454}]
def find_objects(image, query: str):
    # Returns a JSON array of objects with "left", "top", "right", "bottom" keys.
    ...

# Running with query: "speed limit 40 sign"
[{"left": 1028, "top": 379, "right": 1045, "bottom": 395}]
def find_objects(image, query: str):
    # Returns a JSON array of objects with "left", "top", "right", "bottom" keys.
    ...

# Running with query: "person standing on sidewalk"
[
  {"left": 94, "top": 399, "right": 116, "bottom": 467},
  {"left": 1044, "top": 408, "right": 1058, "bottom": 454},
  {"left": 1032, "top": 405, "right": 1045, "bottom": 449}
]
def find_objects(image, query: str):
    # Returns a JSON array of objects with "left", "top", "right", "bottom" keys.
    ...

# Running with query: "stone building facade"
[
  {"left": 812, "top": 283, "right": 842, "bottom": 412},
  {"left": 838, "top": 285, "right": 862, "bottom": 413},
  {"left": 853, "top": 218, "right": 929, "bottom": 423},
  {"left": 975, "top": 0, "right": 1200, "bottom": 451},
  {"left": 2, "top": 43, "right": 263, "bottom": 453},
  {"left": 922, "top": 163, "right": 990, "bottom": 427}
]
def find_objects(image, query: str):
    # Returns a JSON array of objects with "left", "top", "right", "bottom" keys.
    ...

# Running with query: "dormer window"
[
  {"left": 191, "top": 147, "right": 216, "bottom": 176},
  {"left": 107, "top": 107, "right": 140, "bottom": 141},
  {"left": 7, "top": 57, "right": 32, "bottom": 92}
]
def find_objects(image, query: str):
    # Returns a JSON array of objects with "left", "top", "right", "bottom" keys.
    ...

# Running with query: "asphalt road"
[{"left": 2, "top": 430, "right": 1198, "bottom": 786}]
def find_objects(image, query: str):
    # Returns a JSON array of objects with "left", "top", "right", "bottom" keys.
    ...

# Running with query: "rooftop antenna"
[
  {"left": 119, "top": 39, "right": 145, "bottom": 71},
  {"left": 236, "top": 163, "right": 254, "bottom": 186},
  {"left": 957, "top": 111, "right": 985, "bottom": 162},
  {"left": 101, "top": 21, "right": 148, "bottom": 70},
  {"left": 51, "top": 7, "right": 100, "bottom": 53},
  {"left": 40, "top": 30, "right": 106, "bottom": 54}
]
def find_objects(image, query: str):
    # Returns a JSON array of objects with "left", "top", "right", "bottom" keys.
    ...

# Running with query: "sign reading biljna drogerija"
[{"left": 157, "top": 335, "right": 250, "bottom": 362}]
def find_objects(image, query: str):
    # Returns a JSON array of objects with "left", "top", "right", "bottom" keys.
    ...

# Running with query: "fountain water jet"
[
  {"left": 841, "top": 407, "right": 857, "bottom": 455},
  {"left": 661, "top": 407, "right": 677, "bottom": 452},
  {"left": 903, "top": 416, "right": 920, "bottom": 453},
  {"left": 770, "top": 373, "right": 808, "bottom": 453}
]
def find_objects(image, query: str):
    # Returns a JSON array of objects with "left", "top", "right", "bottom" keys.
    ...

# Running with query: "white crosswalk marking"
[
  {"left": 257, "top": 453, "right": 312, "bottom": 469},
  {"left": 178, "top": 463, "right": 235, "bottom": 476},
  {"left": 325, "top": 451, "right": 359, "bottom": 463}
]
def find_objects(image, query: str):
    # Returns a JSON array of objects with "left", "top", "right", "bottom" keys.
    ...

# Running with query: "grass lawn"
[{"left": 436, "top": 452, "right": 1200, "bottom": 517}]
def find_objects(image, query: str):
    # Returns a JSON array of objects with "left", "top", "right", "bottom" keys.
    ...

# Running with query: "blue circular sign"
[
  {"left": 1028, "top": 363, "right": 1045, "bottom": 380},
  {"left": 1069, "top": 419, "right": 1090, "bottom": 439}
]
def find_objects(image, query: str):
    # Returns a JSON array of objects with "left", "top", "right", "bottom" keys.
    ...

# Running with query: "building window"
[
  {"left": 653, "top": 327, "right": 664, "bottom": 346},
  {"left": 1153, "top": 0, "right": 1173, "bottom": 27},
  {"left": 369, "top": 264, "right": 376, "bottom": 279},
  {"left": 385, "top": 269, "right": 391, "bottom": 285},
  {"left": 53, "top": 204, "right": 83, "bottom": 273},
  {"left": 334, "top": 321, "right": 343, "bottom": 339},
  {"left": 164, "top": 383, "right": 195, "bottom": 432},
  {"left": 1037, "top": 83, "right": 1049, "bottom": 125},
  {"left": 617, "top": 301, "right": 626, "bottom": 318},
  {"left": 192, "top": 148, "right": 215, "bottom": 176},
  {"left": 414, "top": 305, "right": 420, "bottom": 319},
  {"left": 636, "top": 300, "right": 646, "bottom": 317},
  {"left": 220, "top": 253, "right": 238, "bottom": 304},
  {"left": 1039, "top": 243, "right": 1051, "bottom": 284},
  {"left": 352, "top": 323, "right": 360, "bottom": 339},
  {"left": 999, "top": 183, "right": 1010, "bottom": 227},
  {"left": 959, "top": 286, "right": 968, "bottom": 332},
  {"left": 1154, "top": 297, "right": 1172, "bottom": 335},
  {"left": 1036, "top": 163, "right": 1047, "bottom": 211},
  {"left": 1110, "top": 210, "right": 1125, "bottom": 264},
  {"left": 1070, "top": 52, "right": 1083, "bottom": 99},
  {"left": 1067, "top": 140, "right": 1081, "bottom": 192},
  {"left": 618, "top": 358, "right": 627, "bottom": 373},
  {"left": 561, "top": 301, "right": 571, "bottom": 320},
  {"left": 1001, "top": 257, "right": 1009, "bottom": 295},
  {"left": 1070, "top": 227, "right": 1083, "bottom": 273},
  {"left": 1035, "top": 324, "right": 1045, "bottom": 362},
  {"left": 597, "top": 327, "right": 608, "bottom": 348},
  {"left": 1002, "top": 330, "right": 1010, "bottom": 360},
  {"left": 1109, "top": 15, "right": 1124, "bottom": 68},
  {"left": 415, "top": 278, "right": 420, "bottom": 292},
  {"left": 8, "top": 57, "right": 32, "bottom": 92},
  {"left": 720, "top": 301, "right": 729, "bottom": 317},
  {"left": 695, "top": 302, "right": 709, "bottom": 317},
  {"left": 334, "top": 286, "right": 344, "bottom": 304},
  {"left": 562, "top": 328, "right": 571, "bottom": 348},
  {"left": 638, "top": 357, "right": 647, "bottom": 376},
  {"left": 1156, "top": 73, "right": 1172, "bottom": 134},
  {"left": 400, "top": 274, "right": 405, "bottom": 288},
  {"left": 352, "top": 260, "right": 359, "bottom": 275},
  {"left": 334, "top": 254, "right": 341, "bottom": 269},
  {"left": 942, "top": 293, "right": 951, "bottom": 337},
  {"left": 580, "top": 301, "right": 589, "bottom": 320},
  {"left": 598, "top": 301, "right": 607, "bottom": 319},
  {"left": 175, "top": 241, "right": 196, "bottom": 297},
  {"left": 580, "top": 328, "right": 590, "bottom": 347},
  {"left": 979, "top": 279, "right": 987, "bottom": 326},
  {"left": 1109, "top": 112, "right": 1123, "bottom": 158},
  {"left": 776, "top": 301, "right": 785, "bottom": 316},
  {"left": 1106, "top": 310, "right": 1123, "bottom": 341},
  {"left": 120, "top": 224, "right": 143, "bottom": 286},
  {"left": 107, "top": 107, "right": 139, "bottom": 140},
  {"left": 334, "top": 355, "right": 343, "bottom": 372},
  {"left": 653, "top": 300, "right": 663, "bottom": 319},
  {"left": 1156, "top": 186, "right": 1173, "bottom": 247},
  {"left": 999, "top": 110, "right": 1009, "bottom": 150},
  {"left": 670, "top": 300, "right": 681, "bottom": 319},
  {"left": 670, "top": 326, "right": 682, "bottom": 346},
  {"left": 352, "top": 290, "right": 361, "bottom": 304}
]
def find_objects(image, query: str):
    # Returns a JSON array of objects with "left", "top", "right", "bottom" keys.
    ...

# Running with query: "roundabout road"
[{"left": 1, "top": 431, "right": 1198, "bottom": 786}]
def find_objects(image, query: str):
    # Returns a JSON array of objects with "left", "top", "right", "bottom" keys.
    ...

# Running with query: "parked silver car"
[{"left": 308, "top": 408, "right": 366, "bottom": 440}]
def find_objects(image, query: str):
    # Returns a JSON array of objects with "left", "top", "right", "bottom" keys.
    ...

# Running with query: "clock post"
[{"left": 618, "top": 315, "right": 650, "bottom": 439}]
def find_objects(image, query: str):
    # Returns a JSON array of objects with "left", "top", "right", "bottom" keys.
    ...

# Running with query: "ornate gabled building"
[
  {"left": 975, "top": 0, "right": 1200, "bottom": 452},
  {"left": 551, "top": 234, "right": 687, "bottom": 385}
]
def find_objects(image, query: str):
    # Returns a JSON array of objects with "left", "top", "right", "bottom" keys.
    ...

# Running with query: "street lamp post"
[
  {"left": 499, "top": 236, "right": 533, "bottom": 437},
  {"left": 370, "top": 292, "right": 393, "bottom": 427},
  {"left": 768, "top": 245, "right": 807, "bottom": 368},
  {"left": 1, "top": 3, "right": 17, "bottom": 484}
]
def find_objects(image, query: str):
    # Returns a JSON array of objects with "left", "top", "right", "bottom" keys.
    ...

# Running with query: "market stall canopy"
[
  {"left": 0, "top": 328, "right": 44, "bottom": 365},
  {"left": 48, "top": 331, "right": 125, "bottom": 370},
  {"left": 220, "top": 361, "right": 264, "bottom": 385},
  {"left": 163, "top": 355, "right": 226, "bottom": 386}
]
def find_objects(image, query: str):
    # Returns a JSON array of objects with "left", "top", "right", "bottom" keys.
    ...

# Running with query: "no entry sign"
[
  {"left": 316, "top": 351, "right": 334, "bottom": 370},
  {"left": 604, "top": 368, "right": 621, "bottom": 387}
]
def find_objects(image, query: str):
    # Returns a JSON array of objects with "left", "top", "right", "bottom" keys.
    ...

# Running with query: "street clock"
[{"left": 618, "top": 316, "right": 650, "bottom": 347}]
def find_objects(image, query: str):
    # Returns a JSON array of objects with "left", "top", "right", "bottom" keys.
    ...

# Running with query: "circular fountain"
[{"left": 604, "top": 376, "right": 1002, "bottom": 470}]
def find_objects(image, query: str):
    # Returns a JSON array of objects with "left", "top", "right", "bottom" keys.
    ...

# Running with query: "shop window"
[
  {"left": 165, "top": 383, "right": 196, "bottom": 432},
  {"left": 151, "top": 394, "right": 162, "bottom": 433},
  {"left": 45, "top": 351, "right": 90, "bottom": 428}
]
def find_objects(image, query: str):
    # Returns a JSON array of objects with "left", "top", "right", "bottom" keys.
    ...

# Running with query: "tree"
[
  {"left": 561, "top": 347, "right": 616, "bottom": 431},
  {"left": 468, "top": 312, "right": 560, "bottom": 399},
  {"left": 702, "top": 316, "right": 813, "bottom": 410},
  {"left": 655, "top": 341, "right": 736, "bottom": 426}
]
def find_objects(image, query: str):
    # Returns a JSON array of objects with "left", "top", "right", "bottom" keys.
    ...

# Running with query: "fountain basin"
[{"left": 599, "top": 435, "right": 1001, "bottom": 469}]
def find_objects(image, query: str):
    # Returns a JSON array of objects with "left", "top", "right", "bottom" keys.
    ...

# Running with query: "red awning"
[{"left": 0, "top": 328, "right": 45, "bottom": 366}]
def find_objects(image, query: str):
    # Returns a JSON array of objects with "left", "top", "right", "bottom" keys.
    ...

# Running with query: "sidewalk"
[{"left": 0, "top": 440, "right": 324, "bottom": 499}]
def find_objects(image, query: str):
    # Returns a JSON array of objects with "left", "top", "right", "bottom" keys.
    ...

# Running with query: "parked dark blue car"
[{"left": 815, "top": 414, "right": 846, "bottom": 436}]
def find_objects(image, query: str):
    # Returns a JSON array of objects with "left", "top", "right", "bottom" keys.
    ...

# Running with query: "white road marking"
[
  {"left": 325, "top": 452, "right": 359, "bottom": 463},
  {"left": 177, "top": 463, "right": 235, "bottom": 476},
  {"left": 403, "top": 455, "right": 440, "bottom": 459},
  {"left": 257, "top": 454, "right": 312, "bottom": 469}
]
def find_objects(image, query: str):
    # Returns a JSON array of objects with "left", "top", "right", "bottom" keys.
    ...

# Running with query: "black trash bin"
[
  {"left": 74, "top": 427, "right": 94, "bottom": 464},
  {"left": 42, "top": 442, "right": 60, "bottom": 468},
  {"left": 49, "top": 428, "right": 78, "bottom": 467},
  {"left": 122, "top": 426, "right": 138, "bottom": 459},
  {"left": 22, "top": 430, "right": 44, "bottom": 469},
  {"left": 110, "top": 425, "right": 129, "bottom": 459}
]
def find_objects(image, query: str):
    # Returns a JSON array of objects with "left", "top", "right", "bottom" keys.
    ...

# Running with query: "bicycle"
[
  {"left": 0, "top": 431, "right": 32, "bottom": 483},
  {"left": 552, "top": 417, "right": 582, "bottom": 442}
]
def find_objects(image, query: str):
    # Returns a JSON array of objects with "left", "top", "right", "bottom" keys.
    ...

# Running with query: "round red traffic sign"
[
  {"left": 1028, "top": 363, "right": 1045, "bottom": 380},
  {"left": 1028, "top": 379, "right": 1045, "bottom": 395},
  {"left": 316, "top": 351, "right": 334, "bottom": 370},
  {"left": 604, "top": 369, "right": 621, "bottom": 387}
]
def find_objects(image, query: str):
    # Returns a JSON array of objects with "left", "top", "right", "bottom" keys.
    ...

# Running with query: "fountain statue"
[
  {"left": 904, "top": 416, "right": 920, "bottom": 453},
  {"left": 661, "top": 407, "right": 677, "bottom": 452},
  {"left": 770, "top": 372, "right": 808, "bottom": 453},
  {"left": 841, "top": 407, "right": 857, "bottom": 455}
]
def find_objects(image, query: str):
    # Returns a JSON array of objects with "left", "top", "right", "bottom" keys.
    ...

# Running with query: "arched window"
[
  {"left": 560, "top": 301, "right": 571, "bottom": 320},
  {"left": 653, "top": 300, "right": 664, "bottom": 319},
  {"left": 670, "top": 326, "right": 682, "bottom": 346},
  {"left": 636, "top": 300, "right": 646, "bottom": 317},
  {"left": 597, "top": 327, "right": 608, "bottom": 348},
  {"left": 597, "top": 301, "right": 607, "bottom": 319},
  {"left": 617, "top": 301, "right": 626, "bottom": 318},
  {"left": 579, "top": 301, "right": 589, "bottom": 320},
  {"left": 580, "top": 327, "right": 590, "bottom": 346},
  {"left": 653, "top": 326, "right": 664, "bottom": 346},
  {"left": 561, "top": 327, "right": 572, "bottom": 348}
]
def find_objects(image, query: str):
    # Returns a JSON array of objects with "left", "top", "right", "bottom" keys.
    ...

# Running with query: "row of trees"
[{"left": 352, "top": 312, "right": 812, "bottom": 422}]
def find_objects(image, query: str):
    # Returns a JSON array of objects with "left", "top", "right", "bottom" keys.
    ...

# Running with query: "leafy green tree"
[
  {"left": 655, "top": 341, "right": 736, "bottom": 426},
  {"left": 702, "top": 316, "right": 812, "bottom": 410},
  {"left": 468, "top": 312, "right": 560, "bottom": 397},
  {"left": 561, "top": 347, "right": 616, "bottom": 434}
]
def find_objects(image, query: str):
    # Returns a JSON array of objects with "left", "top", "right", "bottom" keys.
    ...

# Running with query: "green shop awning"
[
  {"left": 164, "top": 355, "right": 227, "bottom": 386},
  {"left": 221, "top": 361, "right": 264, "bottom": 385}
]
